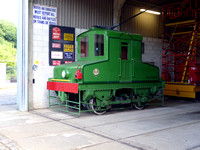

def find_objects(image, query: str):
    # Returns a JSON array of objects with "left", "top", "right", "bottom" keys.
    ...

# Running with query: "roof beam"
[{"left": 113, "top": 0, "right": 126, "bottom": 30}]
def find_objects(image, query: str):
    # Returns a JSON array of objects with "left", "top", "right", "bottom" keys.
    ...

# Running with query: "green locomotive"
[{"left": 47, "top": 27, "right": 164, "bottom": 115}]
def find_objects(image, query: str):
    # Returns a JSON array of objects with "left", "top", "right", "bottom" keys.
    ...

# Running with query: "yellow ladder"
[{"left": 181, "top": 25, "right": 196, "bottom": 83}]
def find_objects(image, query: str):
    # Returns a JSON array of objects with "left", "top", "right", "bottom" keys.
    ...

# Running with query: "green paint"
[{"left": 48, "top": 27, "right": 164, "bottom": 115}]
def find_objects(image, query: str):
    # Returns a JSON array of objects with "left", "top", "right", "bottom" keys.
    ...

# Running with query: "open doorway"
[{"left": 0, "top": 1, "right": 18, "bottom": 107}]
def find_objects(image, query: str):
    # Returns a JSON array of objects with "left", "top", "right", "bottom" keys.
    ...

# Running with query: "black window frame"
[
  {"left": 94, "top": 34, "right": 104, "bottom": 56},
  {"left": 121, "top": 42, "right": 128, "bottom": 60},
  {"left": 80, "top": 36, "right": 89, "bottom": 57}
]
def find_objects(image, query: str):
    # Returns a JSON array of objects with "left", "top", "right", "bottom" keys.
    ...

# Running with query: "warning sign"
[
  {"left": 65, "top": 61, "right": 72, "bottom": 64},
  {"left": 33, "top": 4, "right": 57, "bottom": 25},
  {"left": 64, "top": 52, "right": 73, "bottom": 59},
  {"left": 52, "top": 43, "right": 61, "bottom": 48},
  {"left": 51, "top": 51, "right": 63, "bottom": 59},
  {"left": 64, "top": 44, "right": 74, "bottom": 52},
  {"left": 52, "top": 60, "right": 61, "bottom": 66},
  {"left": 52, "top": 27, "right": 61, "bottom": 40},
  {"left": 49, "top": 25, "right": 75, "bottom": 66},
  {"left": 64, "top": 33, "right": 74, "bottom": 41}
]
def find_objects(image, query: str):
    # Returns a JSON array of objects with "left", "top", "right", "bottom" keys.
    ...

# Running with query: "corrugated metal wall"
[
  {"left": 32, "top": 0, "right": 113, "bottom": 29},
  {"left": 120, "top": 3, "right": 162, "bottom": 38},
  {"left": 31, "top": 0, "right": 162, "bottom": 37}
]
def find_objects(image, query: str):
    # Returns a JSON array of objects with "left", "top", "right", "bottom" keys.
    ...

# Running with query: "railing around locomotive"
[
  {"left": 48, "top": 90, "right": 108, "bottom": 116},
  {"left": 48, "top": 86, "right": 164, "bottom": 116}
]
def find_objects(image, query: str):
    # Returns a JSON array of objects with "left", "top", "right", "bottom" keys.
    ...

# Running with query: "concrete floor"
[{"left": 0, "top": 87, "right": 200, "bottom": 150}]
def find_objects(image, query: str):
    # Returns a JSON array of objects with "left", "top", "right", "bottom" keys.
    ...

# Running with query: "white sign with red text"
[{"left": 51, "top": 51, "right": 63, "bottom": 59}]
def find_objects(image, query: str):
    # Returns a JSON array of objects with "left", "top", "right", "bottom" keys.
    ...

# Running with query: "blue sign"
[{"left": 64, "top": 52, "right": 73, "bottom": 59}]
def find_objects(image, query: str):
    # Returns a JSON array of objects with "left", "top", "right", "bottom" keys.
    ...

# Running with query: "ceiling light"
[{"left": 140, "top": 9, "right": 161, "bottom": 15}]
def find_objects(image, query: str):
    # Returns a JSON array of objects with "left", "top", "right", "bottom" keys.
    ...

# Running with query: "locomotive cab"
[{"left": 77, "top": 28, "right": 108, "bottom": 62}]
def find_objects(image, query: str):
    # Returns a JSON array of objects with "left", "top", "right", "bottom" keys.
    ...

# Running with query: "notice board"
[
  {"left": 33, "top": 4, "right": 57, "bottom": 25},
  {"left": 49, "top": 25, "right": 75, "bottom": 66}
]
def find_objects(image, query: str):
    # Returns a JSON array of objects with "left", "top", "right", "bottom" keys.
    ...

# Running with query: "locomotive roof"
[{"left": 77, "top": 27, "right": 143, "bottom": 41}]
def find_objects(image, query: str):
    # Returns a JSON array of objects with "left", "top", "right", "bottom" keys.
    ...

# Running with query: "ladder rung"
[
  {"left": 172, "top": 31, "right": 192, "bottom": 35},
  {"left": 165, "top": 20, "right": 195, "bottom": 27}
]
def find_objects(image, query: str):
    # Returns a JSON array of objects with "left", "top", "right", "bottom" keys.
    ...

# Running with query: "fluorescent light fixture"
[{"left": 140, "top": 9, "right": 161, "bottom": 15}]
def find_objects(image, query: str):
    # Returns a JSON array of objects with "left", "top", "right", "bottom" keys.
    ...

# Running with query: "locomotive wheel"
[
  {"left": 88, "top": 99, "right": 107, "bottom": 115},
  {"left": 195, "top": 99, "right": 200, "bottom": 103},
  {"left": 134, "top": 103, "right": 145, "bottom": 110}
]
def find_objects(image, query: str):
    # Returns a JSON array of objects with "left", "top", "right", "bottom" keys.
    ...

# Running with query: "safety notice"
[
  {"left": 52, "top": 27, "right": 61, "bottom": 40},
  {"left": 64, "top": 33, "right": 74, "bottom": 41},
  {"left": 64, "top": 52, "right": 73, "bottom": 59},
  {"left": 49, "top": 25, "right": 75, "bottom": 66},
  {"left": 33, "top": 4, "right": 57, "bottom": 25},
  {"left": 51, "top": 51, "right": 63, "bottom": 59},
  {"left": 52, "top": 43, "right": 61, "bottom": 49},
  {"left": 64, "top": 44, "right": 74, "bottom": 52}
]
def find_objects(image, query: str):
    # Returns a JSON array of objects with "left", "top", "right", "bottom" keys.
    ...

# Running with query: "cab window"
[
  {"left": 94, "top": 34, "right": 104, "bottom": 56},
  {"left": 121, "top": 42, "right": 128, "bottom": 60},
  {"left": 81, "top": 36, "right": 89, "bottom": 57}
]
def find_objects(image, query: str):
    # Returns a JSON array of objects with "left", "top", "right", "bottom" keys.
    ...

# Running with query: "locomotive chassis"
[{"left": 47, "top": 81, "right": 164, "bottom": 115}]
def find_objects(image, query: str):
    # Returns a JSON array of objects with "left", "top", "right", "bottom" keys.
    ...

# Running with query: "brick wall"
[
  {"left": 30, "top": 24, "right": 86, "bottom": 109},
  {"left": 31, "top": 23, "right": 52, "bottom": 109},
  {"left": 142, "top": 37, "right": 162, "bottom": 76}
]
